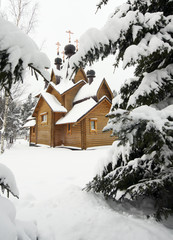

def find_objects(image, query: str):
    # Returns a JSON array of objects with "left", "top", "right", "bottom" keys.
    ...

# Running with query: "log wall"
[
  {"left": 63, "top": 83, "right": 85, "bottom": 111},
  {"left": 54, "top": 113, "right": 66, "bottom": 146},
  {"left": 37, "top": 99, "right": 52, "bottom": 145},
  {"left": 30, "top": 127, "right": 36, "bottom": 143},
  {"left": 81, "top": 119, "right": 86, "bottom": 149},
  {"left": 74, "top": 68, "right": 87, "bottom": 83},
  {"left": 64, "top": 122, "right": 82, "bottom": 148},
  {"left": 85, "top": 100, "right": 114, "bottom": 148},
  {"left": 54, "top": 125, "right": 65, "bottom": 146},
  {"left": 97, "top": 82, "right": 112, "bottom": 101}
]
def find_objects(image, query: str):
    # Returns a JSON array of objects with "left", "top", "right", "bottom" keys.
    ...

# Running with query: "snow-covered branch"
[{"left": 0, "top": 16, "right": 50, "bottom": 92}]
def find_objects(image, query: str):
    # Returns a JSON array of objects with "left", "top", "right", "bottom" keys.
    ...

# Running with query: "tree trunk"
[{"left": 1, "top": 92, "right": 9, "bottom": 154}]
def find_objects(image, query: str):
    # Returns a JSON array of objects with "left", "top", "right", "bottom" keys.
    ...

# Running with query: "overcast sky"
[{"left": 1, "top": 0, "right": 134, "bottom": 95}]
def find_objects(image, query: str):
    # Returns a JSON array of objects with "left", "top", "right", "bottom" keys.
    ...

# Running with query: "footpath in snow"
[{"left": 0, "top": 140, "right": 173, "bottom": 240}]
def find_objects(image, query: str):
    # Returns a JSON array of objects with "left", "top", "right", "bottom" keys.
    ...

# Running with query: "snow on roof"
[
  {"left": 52, "top": 67, "right": 63, "bottom": 79},
  {"left": 73, "top": 78, "right": 103, "bottom": 103},
  {"left": 49, "top": 79, "right": 86, "bottom": 95},
  {"left": 56, "top": 98, "right": 97, "bottom": 125},
  {"left": 99, "top": 95, "right": 111, "bottom": 103},
  {"left": 53, "top": 58, "right": 74, "bottom": 81},
  {"left": 23, "top": 119, "right": 36, "bottom": 128},
  {"left": 41, "top": 92, "right": 67, "bottom": 112},
  {"left": 26, "top": 116, "right": 35, "bottom": 121}
]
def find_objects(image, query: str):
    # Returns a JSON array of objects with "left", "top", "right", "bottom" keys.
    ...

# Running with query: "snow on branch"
[
  {"left": 69, "top": 2, "right": 173, "bottom": 73},
  {"left": 0, "top": 16, "right": 50, "bottom": 91},
  {"left": 0, "top": 163, "right": 19, "bottom": 198},
  {"left": 127, "top": 64, "right": 173, "bottom": 108}
]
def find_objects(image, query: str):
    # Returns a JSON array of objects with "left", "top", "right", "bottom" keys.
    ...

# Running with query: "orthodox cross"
[
  {"left": 56, "top": 42, "right": 61, "bottom": 55},
  {"left": 75, "top": 39, "right": 79, "bottom": 51},
  {"left": 66, "top": 30, "right": 74, "bottom": 43},
  {"left": 62, "top": 50, "right": 65, "bottom": 62}
]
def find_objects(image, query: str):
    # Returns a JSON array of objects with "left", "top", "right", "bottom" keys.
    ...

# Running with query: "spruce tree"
[
  {"left": 20, "top": 93, "right": 36, "bottom": 139},
  {"left": 21, "top": 93, "right": 36, "bottom": 123},
  {"left": 71, "top": 0, "right": 173, "bottom": 220},
  {"left": 0, "top": 16, "right": 50, "bottom": 93},
  {"left": 5, "top": 100, "right": 22, "bottom": 143}
]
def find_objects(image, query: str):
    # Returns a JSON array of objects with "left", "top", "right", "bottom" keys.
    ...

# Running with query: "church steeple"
[
  {"left": 54, "top": 41, "right": 62, "bottom": 71},
  {"left": 56, "top": 42, "right": 61, "bottom": 55},
  {"left": 66, "top": 30, "right": 73, "bottom": 43},
  {"left": 64, "top": 30, "right": 76, "bottom": 58},
  {"left": 54, "top": 57, "right": 62, "bottom": 70},
  {"left": 53, "top": 31, "right": 79, "bottom": 83}
]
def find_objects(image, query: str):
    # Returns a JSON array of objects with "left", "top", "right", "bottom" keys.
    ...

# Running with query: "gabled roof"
[
  {"left": 26, "top": 116, "right": 35, "bottom": 121},
  {"left": 73, "top": 68, "right": 88, "bottom": 83},
  {"left": 32, "top": 92, "right": 67, "bottom": 116},
  {"left": 41, "top": 92, "right": 67, "bottom": 112},
  {"left": 48, "top": 80, "right": 86, "bottom": 96},
  {"left": 23, "top": 119, "right": 36, "bottom": 128},
  {"left": 56, "top": 98, "right": 97, "bottom": 125},
  {"left": 56, "top": 96, "right": 111, "bottom": 125},
  {"left": 73, "top": 78, "right": 112, "bottom": 103},
  {"left": 97, "top": 78, "right": 113, "bottom": 99}
]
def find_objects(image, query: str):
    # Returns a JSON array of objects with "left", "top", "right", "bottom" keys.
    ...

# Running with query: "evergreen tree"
[
  {"left": 0, "top": 16, "right": 50, "bottom": 93},
  {"left": 20, "top": 93, "right": 36, "bottom": 139},
  {"left": 0, "top": 93, "right": 5, "bottom": 130},
  {"left": 0, "top": 92, "right": 36, "bottom": 144},
  {"left": 21, "top": 93, "right": 36, "bottom": 123},
  {"left": 72, "top": 0, "right": 173, "bottom": 220},
  {"left": 5, "top": 99, "right": 22, "bottom": 143},
  {"left": 0, "top": 15, "right": 50, "bottom": 152}
]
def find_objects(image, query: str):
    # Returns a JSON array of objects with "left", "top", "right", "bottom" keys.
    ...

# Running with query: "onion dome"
[
  {"left": 64, "top": 44, "right": 76, "bottom": 58},
  {"left": 87, "top": 70, "right": 96, "bottom": 85},
  {"left": 87, "top": 70, "right": 96, "bottom": 78},
  {"left": 54, "top": 57, "right": 62, "bottom": 70},
  {"left": 55, "top": 57, "right": 62, "bottom": 65}
]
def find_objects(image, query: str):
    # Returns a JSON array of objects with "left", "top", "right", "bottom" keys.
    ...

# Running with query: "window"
[
  {"left": 90, "top": 118, "right": 97, "bottom": 133},
  {"left": 67, "top": 124, "right": 71, "bottom": 135},
  {"left": 42, "top": 115, "right": 47, "bottom": 122},
  {"left": 40, "top": 112, "right": 48, "bottom": 124},
  {"left": 32, "top": 127, "right": 35, "bottom": 135}
]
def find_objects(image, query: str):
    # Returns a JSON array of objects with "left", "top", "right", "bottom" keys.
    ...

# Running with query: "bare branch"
[
  {"left": 0, "top": 117, "right": 4, "bottom": 123},
  {"left": 9, "top": 0, "right": 18, "bottom": 24},
  {"left": 7, "top": 0, "right": 38, "bottom": 34},
  {"left": 25, "top": 2, "right": 38, "bottom": 34}
]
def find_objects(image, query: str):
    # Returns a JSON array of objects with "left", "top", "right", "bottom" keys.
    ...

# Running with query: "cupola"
[
  {"left": 64, "top": 44, "right": 76, "bottom": 58},
  {"left": 87, "top": 70, "right": 96, "bottom": 84},
  {"left": 54, "top": 57, "right": 62, "bottom": 70}
]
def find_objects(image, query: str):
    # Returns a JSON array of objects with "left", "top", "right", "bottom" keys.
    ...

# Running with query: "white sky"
[{"left": 1, "top": 0, "right": 135, "bottom": 96}]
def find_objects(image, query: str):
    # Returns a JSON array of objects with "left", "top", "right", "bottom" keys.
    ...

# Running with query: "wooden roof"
[
  {"left": 73, "top": 68, "right": 88, "bottom": 83},
  {"left": 47, "top": 80, "right": 86, "bottom": 96},
  {"left": 73, "top": 78, "right": 113, "bottom": 103},
  {"left": 56, "top": 96, "right": 111, "bottom": 125},
  {"left": 97, "top": 78, "right": 113, "bottom": 100},
  {"left": 32, "top": 92, "right": 67, "bottom": 116}
]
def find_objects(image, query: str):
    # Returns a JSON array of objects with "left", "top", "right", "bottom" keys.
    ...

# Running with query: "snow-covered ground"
[{"left": 0, "top": 140, "right": 173, "bottom": 240}]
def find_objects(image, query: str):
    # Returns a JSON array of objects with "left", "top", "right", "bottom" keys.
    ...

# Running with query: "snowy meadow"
[{"left": 0, "top": 140, "right": 173, "bottom": 240}]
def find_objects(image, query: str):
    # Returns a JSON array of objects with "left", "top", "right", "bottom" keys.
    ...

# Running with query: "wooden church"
[{"left": 27, "top": 39, "right": 115, "bottom": 149}]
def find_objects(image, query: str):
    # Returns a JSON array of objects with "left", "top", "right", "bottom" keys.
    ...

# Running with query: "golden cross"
[
  {"left": 56, "top": 42, "right": 61, "bottom": 55},
  {"left": 75, "top": 39, "right": 79, "bottom": 51},
  {"left": 66, "top": 30, "right": 74, "bottom": 43},
  {"left": 62, "top": 50, "right": 65, "bottom": 62}
]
